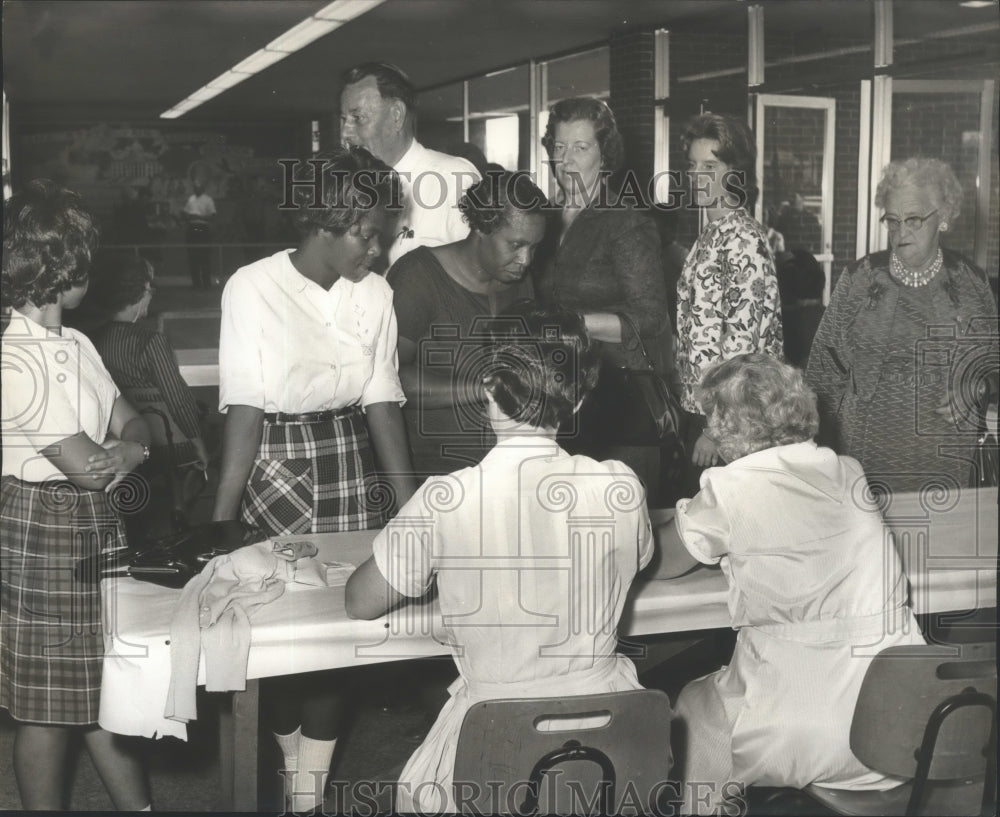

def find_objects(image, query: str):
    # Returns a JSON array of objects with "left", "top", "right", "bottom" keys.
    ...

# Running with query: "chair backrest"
[
  {"left": 851, "top": 643, "right": 996, "bottom": 781},
  {"left": 452, "top": 689, "right": 673, "bottom": 816},
  {"left": 123, "top": 387, "right": 198, "bottom": 466}
]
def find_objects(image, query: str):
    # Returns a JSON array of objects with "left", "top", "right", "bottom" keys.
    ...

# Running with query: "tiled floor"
[{"left": 0, "top": 670, "right": 434, "bottom": 812}]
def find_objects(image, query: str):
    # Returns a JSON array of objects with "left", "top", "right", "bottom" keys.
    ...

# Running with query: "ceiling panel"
[
  {"left": 3, "top": 0, "right": 995, "bottom": 123},
  {"left": 1, "top": 0, "right": 717, "bottom": 120}
]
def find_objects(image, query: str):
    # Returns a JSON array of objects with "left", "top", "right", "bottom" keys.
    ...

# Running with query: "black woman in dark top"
[{"left": 387, "top": 171, "right": 546, "bottom": 477}]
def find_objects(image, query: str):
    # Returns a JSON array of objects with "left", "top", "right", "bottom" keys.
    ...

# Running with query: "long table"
[
  {"left": 99, "top": 488, "right": 998, "bottom": 811},
  {"left": 175, "top": 347, "right": 219, "bottom": 387}
]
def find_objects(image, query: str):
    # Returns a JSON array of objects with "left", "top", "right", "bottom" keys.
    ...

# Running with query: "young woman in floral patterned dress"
[{"left": 674, "top": 113, "right": 783, "bottom": 497}]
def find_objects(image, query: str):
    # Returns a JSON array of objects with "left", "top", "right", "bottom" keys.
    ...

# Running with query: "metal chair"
[
  {"left": 452, "top": 689, "right": 674, "bottom": 816},
  {"left": 125, "top": 387, "right": 204, "bottom": 534},
  {"left": 800, "top": 642, "right": 997, "bottom": 817}
]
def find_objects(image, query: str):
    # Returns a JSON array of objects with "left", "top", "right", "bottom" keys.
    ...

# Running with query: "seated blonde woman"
[
  {"left": 346, "top": 309, "right": 656, "bottom": 813},
  {"left": 652, "top": 353, "right": 926, "bottom": 814}
]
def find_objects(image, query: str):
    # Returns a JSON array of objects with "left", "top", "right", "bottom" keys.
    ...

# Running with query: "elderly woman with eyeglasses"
[{"left": 806, "top": 158, "right": 997, "bottom": 495}]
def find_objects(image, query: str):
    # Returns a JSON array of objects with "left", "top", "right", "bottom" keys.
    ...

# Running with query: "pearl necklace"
[{"left": 890, "top": 249, "right": 943, "bottom": 287}]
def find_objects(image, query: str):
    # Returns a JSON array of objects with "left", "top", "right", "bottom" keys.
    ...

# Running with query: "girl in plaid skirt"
[
  {"left": 1, "top": 181, "right": 152, "bottom": 810},
  {"left": 213, "top": 147, "right": 417, "bottom": 812}
]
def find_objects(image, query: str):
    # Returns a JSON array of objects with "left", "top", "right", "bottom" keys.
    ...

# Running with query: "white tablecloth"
[{"left": 99, "top": 489, "right": 997, "bottom": 739}]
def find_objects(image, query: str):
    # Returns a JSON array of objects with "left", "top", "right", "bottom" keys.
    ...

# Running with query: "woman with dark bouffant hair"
[
  {"left": 346, "top": 309, "right": 656, "bottom": 813},
  {"left": 675, "top": 113, "right": 783, "bottom": 497},
  {"left": 1, "top": 180, "right": 151, "bottom": 810},
  {"left": 213, "top": 146, "right": 417, "bottom": 812},
  {"left": 649, "top": 354, "right": 924, "bottom": 814},
  {"left": 387, "top": 170, "right": 548, "bottom": 476}
]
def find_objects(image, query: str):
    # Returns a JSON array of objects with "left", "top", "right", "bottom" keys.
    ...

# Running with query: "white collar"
[
  {"left": 393, "top": 138, "right": 424, "bottom": 174},
  {"left": 4, "top": 307, "right": 72, "bottom": 342}
]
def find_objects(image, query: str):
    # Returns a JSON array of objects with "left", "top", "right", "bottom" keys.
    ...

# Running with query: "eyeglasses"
[
  {"left": 551, "top": 141, "right": 595, "bottom": 158},
  {"left": 880, "top": 209, "right": 938, "bottom": 232}
]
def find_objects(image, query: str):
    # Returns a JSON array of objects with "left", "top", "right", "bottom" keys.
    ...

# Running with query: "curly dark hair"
[
  {"left": 291, "top": 147, "right": 402, "bottom": 238},
  {"left": 541, "top": 97, "right": 624, "bottom": 171},
  {"left": 459, "top": 171, "right": 548, "bottom": 235},
  {"left": 484, "top": 308, "right": 599, "bottom": 431},
  {"left": 86, "top": 252, "right": 153, "bottom": 316},
  {"left": 697, "top": 353, "right": 819, "bottom": 462},
  {"left": 681, "top": 113, "right": 759, "bottom": 211},
  {"left": 2, "top": 179, "right": 100, "bottom": 309}
]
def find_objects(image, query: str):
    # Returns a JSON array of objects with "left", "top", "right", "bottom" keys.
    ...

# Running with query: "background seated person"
[
  {"left": 387, "top": 171, "right": 546, "bottom": 477},
  {"left": 85, "top": 253, "right": 210, "bottom": 535},
  {"left": 346, "top": 309, "right": 656, "bottom": 814},
  {"left": 650, "top": 354, "right": 925, "bottom": 815}
]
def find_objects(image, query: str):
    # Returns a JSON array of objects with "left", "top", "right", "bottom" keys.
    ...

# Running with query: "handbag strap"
[{"left": 616, "top": 312, "right": 655, "bottom": 371}]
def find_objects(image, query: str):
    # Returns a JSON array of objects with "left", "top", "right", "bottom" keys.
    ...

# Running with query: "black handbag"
[
  {"left": 76, "top": 520, "right": 263, "bottom": 588},
  {"left": 581, "top": 313, "right": 685, "bottom": 448}
]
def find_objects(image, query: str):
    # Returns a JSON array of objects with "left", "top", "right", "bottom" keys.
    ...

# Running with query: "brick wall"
[{"left": 609, "top": 29, "right": 657, "bottom": 190}]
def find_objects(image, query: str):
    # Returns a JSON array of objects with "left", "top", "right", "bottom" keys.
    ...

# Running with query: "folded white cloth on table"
[{"left": 164, "top": 540, "right": 327, "bottom": 724}]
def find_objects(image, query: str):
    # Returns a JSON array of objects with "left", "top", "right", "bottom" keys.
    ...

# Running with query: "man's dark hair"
[{"left": 342, "top": 62, "right": 417, "bottom": 111}]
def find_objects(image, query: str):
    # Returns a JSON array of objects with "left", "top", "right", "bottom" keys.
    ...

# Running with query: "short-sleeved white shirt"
[
  {"left": 218, "top": 250, "right": 405, "bottom": 414},
  {"left": 389, "top": 140, "right": 480, "bottom": 266},
  {"left": 1, "top": 309, "right": 119, "bottom": 482},
  {"left": 373, "top": 437, "right": 653, "bottom": 684},
  {"left": 183, "top": 192, "right": 216, "bottom": 221},
  {"left": 675, "top": 441, "right": 908, "bottom": 627}
]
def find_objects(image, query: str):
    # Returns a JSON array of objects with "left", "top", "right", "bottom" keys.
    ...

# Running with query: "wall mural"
[{"left": 17, "top": 122, "right": 300, "bottom": 251}]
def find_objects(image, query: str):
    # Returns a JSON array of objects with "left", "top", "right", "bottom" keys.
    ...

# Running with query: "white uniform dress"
[
  {"left": 673, "top": 441, "right": 925, "bottom": 814},
  {"left": 372, "top": 437, "right": 653, "bottom": 813}
]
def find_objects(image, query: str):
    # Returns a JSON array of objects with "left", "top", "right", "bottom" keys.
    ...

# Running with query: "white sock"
[
  {"left": 291, "top": 735, "right": 336, "bottom": 814},
  {"left": 139, "top": 807, "right": 152, "bottom": 812},
  {"left": 274, "top": 727, "right": 301, "bottom": 804}
]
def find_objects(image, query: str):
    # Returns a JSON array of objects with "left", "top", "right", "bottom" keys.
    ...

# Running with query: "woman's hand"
[
  {"left": 191, "top": 436, "right": 211, "bottom": 471},
  {"left": 86, "top": 438, "right": 145, "bottom": 492},
  {"left": 692, "top": 432, "right": 720, "bottom": 468}
]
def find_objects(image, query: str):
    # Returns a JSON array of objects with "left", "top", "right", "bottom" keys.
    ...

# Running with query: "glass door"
[
  {"left": 884, "top": 79, "right": 995, "bottom": 272},
  {"left": 755, "top": 94, "right": 836, "bottom": 303}
]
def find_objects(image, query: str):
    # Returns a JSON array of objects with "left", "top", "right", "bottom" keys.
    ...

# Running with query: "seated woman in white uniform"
[
  {"left": 651, "top": 353, "right": 926, "bottom": 814},
  {"left": 346, "top": 309, "right": 655, "bottom": 813}
]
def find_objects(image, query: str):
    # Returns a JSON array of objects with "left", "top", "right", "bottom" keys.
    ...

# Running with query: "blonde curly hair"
[{"left": 697, "top": 354, "right": 819, "bottom": 462}]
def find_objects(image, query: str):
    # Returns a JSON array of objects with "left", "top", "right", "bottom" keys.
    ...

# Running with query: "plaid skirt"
[
  {"left": 240, "top": 409, "right": 388, "bottom": 536},
  {"left": 0, "top": 476, "right": 126, "bottom": 725}
]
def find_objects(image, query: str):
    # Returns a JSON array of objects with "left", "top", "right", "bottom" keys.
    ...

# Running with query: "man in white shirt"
[
  {"left": 339, "top": 62, "right": 480, "bottom": 266},
  {"left": 182, "top": 180, "right": 217, "bottom": 289}
]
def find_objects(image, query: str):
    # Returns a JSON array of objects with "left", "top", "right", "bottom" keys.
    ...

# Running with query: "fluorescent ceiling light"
[
  {"left": 959, "top": 1, "right": 996, "bottom": 7},
  {"left": 231, "top": 49, "right": 287, "bottom": 75},
  {"left": 161, "top": 0, "right": 386, "bottom": 119},
  {"left": 186, "top": 86, "right": 227, "bottom": 103},
  {"left": 316, "top": 0, "right": 386, "bottom": 21},
  {"left": 205, "top": 72, "right": 247, "bottom": 91},
  {"left": 266, "top": 18, "right": 341, "bottom": 53}
]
